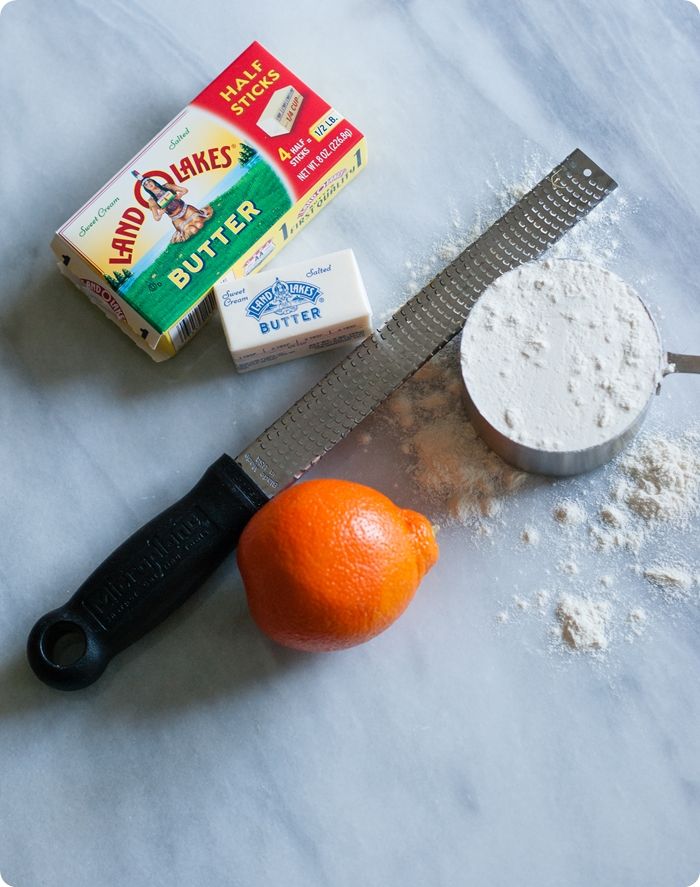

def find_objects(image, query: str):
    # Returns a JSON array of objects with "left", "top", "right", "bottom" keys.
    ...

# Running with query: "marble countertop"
[{"left": 2, "top": 1, "right": 699, "bottom": 885}]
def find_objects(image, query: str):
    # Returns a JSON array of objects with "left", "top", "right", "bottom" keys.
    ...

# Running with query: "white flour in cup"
[
  {"left": 378, "top": 157, "right": 698, "bottom": 657},
  {"left": 460, "top": 260, "right": 664, "bottom": 452}
]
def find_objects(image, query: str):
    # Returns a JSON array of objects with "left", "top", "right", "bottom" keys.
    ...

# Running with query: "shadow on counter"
[
  {"left": 2, "top": 266, "right": 238, "bottom": 397},
  {"left": 0, "top": 560, "right": 318, "bottom": 723}
]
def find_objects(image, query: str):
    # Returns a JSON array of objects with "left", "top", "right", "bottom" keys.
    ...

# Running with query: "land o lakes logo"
[{"left": 246, "top": 277, "right": 323, "bottom": 334}]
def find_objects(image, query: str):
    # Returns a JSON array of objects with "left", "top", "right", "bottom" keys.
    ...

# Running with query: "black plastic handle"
[{"left": 27, "top": 455, "right": 267, "bottom": 690}]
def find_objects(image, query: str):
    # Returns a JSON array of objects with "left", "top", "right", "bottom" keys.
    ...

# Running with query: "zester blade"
[{"left": 236, "top": 149, "right": 617, "bottom": 496}]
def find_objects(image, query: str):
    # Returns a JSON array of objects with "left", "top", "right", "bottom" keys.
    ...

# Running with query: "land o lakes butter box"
[{"left": 52, "top": 41, "right": 367, "bottom": 360}]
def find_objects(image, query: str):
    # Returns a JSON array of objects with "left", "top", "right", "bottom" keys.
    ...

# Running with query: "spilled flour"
[
  {"left": 613, "top": 432, "right": 700, "bottom": 523},
  {"left": 553, "top": 500, "right": 586, "bottom": 526},
  {"left": 640, "top": 564, "right": 697, "bottom": 603},
  {"left": 379, "top": 151, "right": 698, "bottom": 657},
  {"left": 556, "top": 595, "right": 612, "bottom": 651},
  {"left": 386, "top": 148, "right": 632, "bottom": 316},
  {"left": 389, "top": 351, "right": 527, "bottom": 526},
  {"left": 384, "top": 347, "right": 699, "bottom": 654}
]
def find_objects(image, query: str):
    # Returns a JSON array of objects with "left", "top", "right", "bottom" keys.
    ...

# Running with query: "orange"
[{"left": 237, "top": 478, "right": 439, "bottom": 651}]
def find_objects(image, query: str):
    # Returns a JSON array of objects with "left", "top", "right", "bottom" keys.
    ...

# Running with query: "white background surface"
[{"left": 1, "top": 1, "right": 699, "bottom": 885}]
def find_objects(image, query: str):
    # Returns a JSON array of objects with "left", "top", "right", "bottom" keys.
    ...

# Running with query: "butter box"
[
  {"left": 214, "top": 249, "right": 372, "bottom": 372},
  {"left": 52, "top": 41, "right": 367, "bottom": 361}
]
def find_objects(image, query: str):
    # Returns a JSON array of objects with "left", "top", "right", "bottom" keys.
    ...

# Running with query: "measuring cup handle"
[{"left": 666, "top": 352, "right": 700, "bottom": 375}]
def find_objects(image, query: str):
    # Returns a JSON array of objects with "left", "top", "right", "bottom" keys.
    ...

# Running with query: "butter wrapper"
[
  {"left": 52, "top": 41, "right": 367, "bottom": 360},
  {"left": 215, "top": 249, "right": 372, "bottom": 371}
]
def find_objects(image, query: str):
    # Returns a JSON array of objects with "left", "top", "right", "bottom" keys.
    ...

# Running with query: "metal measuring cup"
[{"left": 459, "top": 262, "right": 699, "bottom": 477}]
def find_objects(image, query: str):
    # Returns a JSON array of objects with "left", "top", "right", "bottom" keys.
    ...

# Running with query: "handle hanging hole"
[
  {"left": 42, "top": 622, "right": 87, "bottom": 667},
  {"left": 582, "top": 167, "right": 593, "bottom": 177}
]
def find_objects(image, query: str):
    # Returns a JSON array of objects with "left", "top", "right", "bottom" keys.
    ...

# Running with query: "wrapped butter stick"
[
  {"left": 50, "top": 41, "right": 367, "bottom": 361},
  {"left": 214, "top": 249, "right": 372, "bottom": 372},
  {"left": 257, "top": 86, "right": 304, "bottom": 136}
]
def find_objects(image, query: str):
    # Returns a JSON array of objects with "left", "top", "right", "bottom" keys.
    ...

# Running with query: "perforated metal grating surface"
[{"left": 235, "top": 149, "right": 617, "bottom": 497}]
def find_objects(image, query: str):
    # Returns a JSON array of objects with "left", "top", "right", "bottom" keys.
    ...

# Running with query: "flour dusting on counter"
[
  {"left": 382, "top": 349, "right": 700, "bottom": 653},
  {"left": 613, "top": 431, "right": 700, "bottom": 523},
  {"left": 521, "top": 526, "right": 540, "bottom": 545},
  {"left": 393, "top": 353, "right": 528, "bottom": 525},
  {"left": 553, "top": 500, "right": 586, "bottom": 526},
  {"left": 556, "top": 594, "right": 612, "bottom": 651},
  {"left": 388, "top": 150, "right": 632, "bottom": 312},
  {"left": 378, "top": 155, "right": 697, "bottom": 659},
  {"left": 642, "top": 564, "right": 695, "bottom": 595}
]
